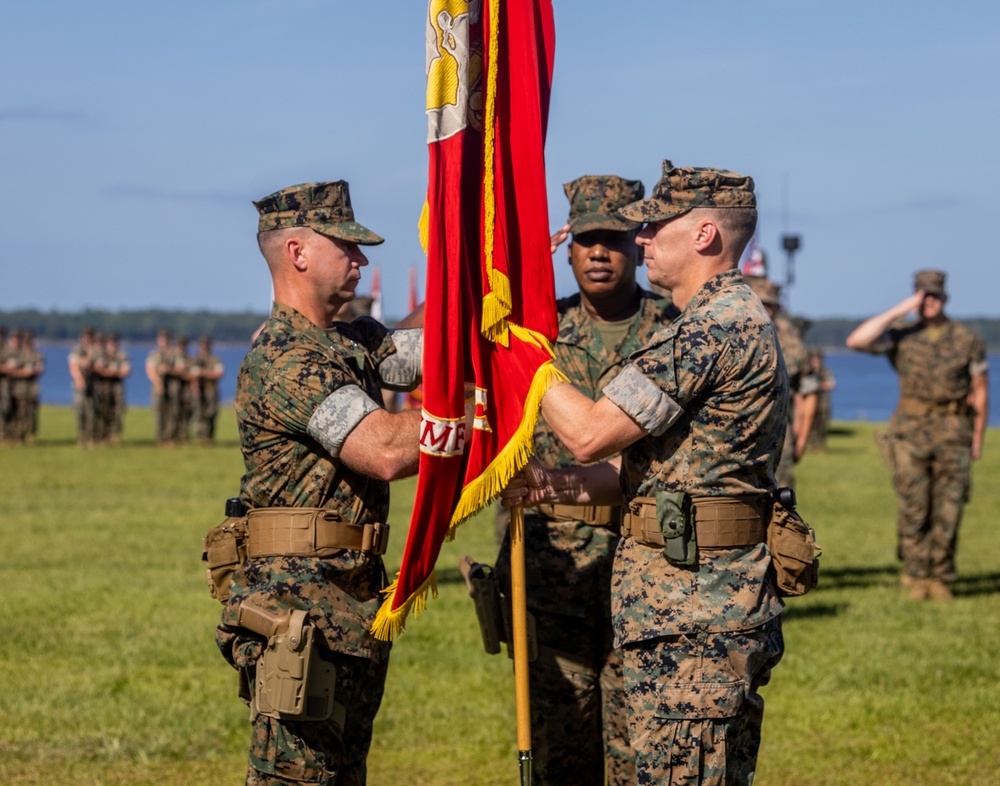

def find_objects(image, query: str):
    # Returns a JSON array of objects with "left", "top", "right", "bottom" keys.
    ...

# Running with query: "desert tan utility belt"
[
  {"left": 897, "top": 396, "right": 970, "bottom": 417},
  {"left": 532, "top": 503, "right": 622, "bottom": 527},
  {"left": 621, "top": 495, "right": 768, "bottom": 550},
  {"left": 246, "top": 508, "right": 389, "bottom": 558}
]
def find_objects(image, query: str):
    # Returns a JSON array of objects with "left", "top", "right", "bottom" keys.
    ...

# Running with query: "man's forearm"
[{"left": 540, "top": 383, "right": 644, "bottom": 464}]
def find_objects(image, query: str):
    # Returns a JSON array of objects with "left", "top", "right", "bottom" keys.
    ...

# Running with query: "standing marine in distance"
[{"left": 846, "top": 269, "right": 988, "bottom": 600}]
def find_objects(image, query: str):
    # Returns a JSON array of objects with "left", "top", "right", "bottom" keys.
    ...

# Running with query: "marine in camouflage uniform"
[
  {"left": 192, "top": 335, "right": 225, "bottom": 444},
  {"left": 146, "top": 329, "right": 173, "bottom": 445},
  {"left": 846, "top": 269, "right": 988, "bottom": 601},
  {"left": 744, "top": 275, "right": 818, "bottom": 490},
  {"left": 216, "top": 181, "right": 423, "bottom": 786},
  {"left": 492, "top": 175, "right": 676, "bottom": 786},
  {"left": 0, "top": 325, "right": 10, "bottom": 443},
  {"left": 6, "top": 330, "right": 45, "bottom": 443},
  {"left": 806, "top": 349, "right": 835, "bottom": 452},
  {"left": 68, "top": 327, "right": 98, "bottom": 447},
  {"left": 93, "top": 333, "right": 131, "bottom": 445},
  {"left": 504, "top": 162, "right": 788, "bottom": 786},
  {"left": 163, "top": 336, "right": 193, "bottom": 444}
]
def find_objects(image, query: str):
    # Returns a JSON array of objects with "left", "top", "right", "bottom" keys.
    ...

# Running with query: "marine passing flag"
[{"left": 374, "top": 0, "right": 561, "bottom": 638}]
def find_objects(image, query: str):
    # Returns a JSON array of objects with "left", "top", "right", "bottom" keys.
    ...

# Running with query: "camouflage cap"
[
  {"left": 253, "top": 181, "right": 384, "bottom": 246},
  {"left": 563, "top": 175, "right": 644, "bottom": 235},
  {"left": 913, "top": 268, "right": 946, "bottom": 296},
  {"left": 744, "top": 274, "right": 781, "bottom": 306},
  {"left": 619, "top": 159, "right": 755, "bottom": 223}
]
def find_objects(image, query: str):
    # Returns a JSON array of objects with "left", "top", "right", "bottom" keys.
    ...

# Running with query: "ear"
[
  {"left": 692, "top": 218, "right": 719, "bottom": 252},
  {"left": 285, "top": 235, "right": 309, "bottom": 272}
]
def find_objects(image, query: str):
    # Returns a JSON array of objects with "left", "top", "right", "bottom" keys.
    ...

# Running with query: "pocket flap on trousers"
[{"left": 654, "top": 680, "right": 747, "bottom": 720}]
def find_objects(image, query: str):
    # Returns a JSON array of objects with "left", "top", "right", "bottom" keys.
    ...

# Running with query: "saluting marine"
[{"left": 846, "top": 269, "right": 988, "bottom": 601}]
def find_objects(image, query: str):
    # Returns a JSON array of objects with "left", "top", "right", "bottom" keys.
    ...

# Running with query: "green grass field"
[{"left": 1, "top": 407, "right": 998, "bottom": 785}]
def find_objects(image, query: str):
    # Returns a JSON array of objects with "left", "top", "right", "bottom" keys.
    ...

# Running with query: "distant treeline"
[
  {"left": 0, "top": 309, "right": 270, "bottom": 343},
  {"left": 2, "top": 308, "right": 998, "bottom": 349}
]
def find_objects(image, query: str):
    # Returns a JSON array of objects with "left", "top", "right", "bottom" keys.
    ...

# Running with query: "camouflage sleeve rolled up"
[
  {"left": 603, "top": 363, "right": 682, "bottom": 436},
  {"left": 307, "top": 384, "right": 380, "bottom": 458},
  {"left": 377, "top": 328, "right": 422, "bottom": 391}
]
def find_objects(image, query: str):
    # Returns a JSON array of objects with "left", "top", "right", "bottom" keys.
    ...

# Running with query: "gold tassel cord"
[{"left": 480, "top": 0, "right": 512, "bottom": 344}]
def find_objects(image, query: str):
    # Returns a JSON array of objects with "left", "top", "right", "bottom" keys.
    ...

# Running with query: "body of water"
[{"left": 32, "top": 342, "right": 1000, "bottom": 427}]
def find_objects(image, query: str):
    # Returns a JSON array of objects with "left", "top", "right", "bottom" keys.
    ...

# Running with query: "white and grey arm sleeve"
[
  {"left": 602, "top": 364, "right": 683, "bottom": 437},
  {"left": 379, "top": 328, "right": 423, "bottom": 391},
  {"left": 307, "top": 384, "right": 380, "bottom": 458}
]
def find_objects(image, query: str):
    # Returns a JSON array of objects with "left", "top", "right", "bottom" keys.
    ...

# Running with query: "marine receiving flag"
[{"left": 374, "top": 0, "right": 559, "bottom": 638}]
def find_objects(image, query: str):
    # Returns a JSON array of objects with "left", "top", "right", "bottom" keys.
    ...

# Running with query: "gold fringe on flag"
[
  {"left": 372, "top": 569, "right": 439, "bottom": 641},
  {"left": 449, "top": 349, "right": 567, "bottom": 530},
  {"left": 371, "top": 328, "right": 566, "bottom": 641}
]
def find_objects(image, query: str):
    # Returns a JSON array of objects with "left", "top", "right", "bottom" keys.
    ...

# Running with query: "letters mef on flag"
[{"left": 374, "top": 0, "right": 560, "bottom": 639}]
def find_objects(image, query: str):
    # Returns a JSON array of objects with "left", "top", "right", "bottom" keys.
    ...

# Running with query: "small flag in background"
[{"left": 740, "top": 234, "right": 767, "bottom": 277}]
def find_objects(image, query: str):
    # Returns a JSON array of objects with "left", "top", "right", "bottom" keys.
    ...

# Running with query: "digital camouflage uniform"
[
  {"left": 192, "top": 343, "right": 224, "bottom": 442},
  {"left": 218, "top": 305, "right": 400, "bottom": 786},
  {"left": 867, "top": 299, "right": 987, "bottom": 586},
  {"left": 773, "top": 312, "right": 816, "bottom": 488},
  {"left": 491, "top": 174, "right": 673, "bottom": 785},
  {"left": 164, "top": 340, "right": 193, "bottom": 443},
  {"left": 745, "top": 276, "right": 816, "bottom": 489},
  {"left": 68, "top": 334, "right": 97, "bottom": 446},
  {"left": 146, "top": 337, "right": 173, "bottom": 444},
  {"left": 496, "top": 289, "right": 675, "bottom": 786},
  {"left": 807, "top": 353, "right": 834, "bottom": 452},
  {"left": 606, "top": 164, "right": 788, "bottom": 785},
  {"left": 7, "top": 333, "right": 44, "bottom": 443},
  {"left": 217, "top": 181, "right": 406, "bottom": 786},
  {"left": 93, "top": 339, "right": 130, "bottom": 444}
]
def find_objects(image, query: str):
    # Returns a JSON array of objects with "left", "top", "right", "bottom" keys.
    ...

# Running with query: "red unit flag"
[{"left": 374, "top": 0, "right": 561, "bottom": 638}]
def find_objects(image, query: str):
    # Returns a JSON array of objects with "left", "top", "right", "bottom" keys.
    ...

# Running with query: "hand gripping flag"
[{"left": 374, "top": 0, "right": 561, "bottom": 639}]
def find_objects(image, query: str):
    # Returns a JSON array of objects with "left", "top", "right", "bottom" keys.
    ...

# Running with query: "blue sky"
[{"left": 3, "top": 0, "right": 999, "bottom": 320}]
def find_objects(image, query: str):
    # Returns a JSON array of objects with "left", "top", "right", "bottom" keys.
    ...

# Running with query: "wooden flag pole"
[{"left": 509, "top": 504, "right": 533, "bottom": 784}]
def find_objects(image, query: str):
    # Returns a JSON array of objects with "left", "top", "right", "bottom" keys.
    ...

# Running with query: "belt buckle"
[{"left": 369, "top": 522, "right": 390, "bottom": 556}]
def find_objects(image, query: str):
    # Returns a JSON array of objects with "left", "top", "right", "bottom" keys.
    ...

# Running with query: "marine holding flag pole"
[{"left": 373, "top": 2, "right": 558, "bottom": 776}]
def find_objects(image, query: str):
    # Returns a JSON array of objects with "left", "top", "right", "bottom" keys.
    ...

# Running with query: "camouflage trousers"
[
  {"left": 891, "top": 436, "right": 970, "bottom": 584},
  {"left": 74, "top": 387, "right": 95, "bottom": 444},
  {"left": 151, "top": 389, "right": 167, "bottom": 444},
  {"left": 622, "top": 616, "right": 784, "bottom": 786},
  {"left": 193, "top": 396, "right": 219, "bottom": 441},
  {"left": 163, "top": 383, "right": 191, "bottom": 443},
  {"left": 522, "top": 611, "right": 634, "bottom": 786},
  {"left": 226, "top": 634, "right": 388, "bottom": 786},
  {"left": 495, "top": 516, "right": 635, "bottom": 785}
]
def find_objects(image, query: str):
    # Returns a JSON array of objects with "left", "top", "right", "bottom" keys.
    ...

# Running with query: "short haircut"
[{"left": 711, "top": 207, "right": 758, "bottom": 258}]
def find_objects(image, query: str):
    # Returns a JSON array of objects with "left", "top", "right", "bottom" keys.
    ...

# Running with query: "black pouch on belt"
[{"left": 656, "top": 490, "right": 697, "bottom": 566}]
